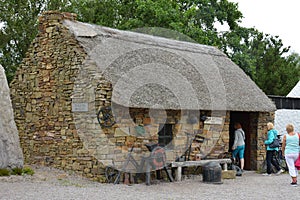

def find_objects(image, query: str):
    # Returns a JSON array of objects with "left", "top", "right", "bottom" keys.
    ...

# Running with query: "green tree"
[
  {"left": 1, "top": 0, "right": 242, "bottom": 82},
  {"left": 70, "top": 0, "right": 242, "bottom": 46},
  {"left": 1, "top": 0, "right": 299, "bottom": 95},
  {"left": 70, "top": 0, "right": 119, "bottom": 27},
  {"left": 0, "top": 0, "right": 41, "bottom": 81},
  {"left": 221, "top": 27, "right": 300, "bottom": 95},
  {"left": 0, "top": 0, "right": 72, "bottom": 82}
]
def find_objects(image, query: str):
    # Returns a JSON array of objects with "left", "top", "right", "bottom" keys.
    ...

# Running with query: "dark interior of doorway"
[{"left": 229, "top": 111, "right": 251, "bottom": 170}]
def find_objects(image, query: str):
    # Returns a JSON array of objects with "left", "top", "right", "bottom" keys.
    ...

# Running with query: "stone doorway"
[{"left": 229, "top": 111, "right": 251, "bottom": 170}]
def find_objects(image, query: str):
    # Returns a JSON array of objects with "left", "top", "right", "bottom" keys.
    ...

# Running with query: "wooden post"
[
  {"left": 223, "top": 163, "right": 228, "bottom": 171},
  {"left": 164, "top": 166, "right": 174, "bottom": 182},
  {"left": 176, "top": 166, "right": 182, "bottom": 181},
  {"left": 124, "top": 173, "right": 130, "bottom": 185},
  {"left": 146, "top": 160, "right": 151, "bottom": 185}
]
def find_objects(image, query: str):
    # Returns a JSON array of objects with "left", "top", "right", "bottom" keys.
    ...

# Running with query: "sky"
[{"left": 229, "top": 0, "right": 300, "bottom": 54}]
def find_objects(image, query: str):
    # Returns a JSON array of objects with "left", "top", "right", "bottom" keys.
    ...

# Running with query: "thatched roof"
[{"left": 64, "top": 19, "right": 276, "bottom": 112}]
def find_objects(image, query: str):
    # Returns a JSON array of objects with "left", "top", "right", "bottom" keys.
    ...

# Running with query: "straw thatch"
[{"left": 64, "top": 20, "right": 276, "bottom": 112}]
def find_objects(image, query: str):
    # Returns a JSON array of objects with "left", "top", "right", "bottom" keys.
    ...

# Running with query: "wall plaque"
[
  {"left": 72, "top": 103, "right": 88, "bottom": 112},
  {"left": 204, "top": 117, "right": 223, "bottom": 125}
]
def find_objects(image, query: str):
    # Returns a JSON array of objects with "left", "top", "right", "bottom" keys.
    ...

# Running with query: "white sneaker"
[
  {"left": 276, "top": 169, "right": 284, "bottom": 175},
  {"left": 291, "top": 182, "right": 298, "bottom": 187},
  {"left": 262, "top": 173, "right": 271, "bottom": 176}
]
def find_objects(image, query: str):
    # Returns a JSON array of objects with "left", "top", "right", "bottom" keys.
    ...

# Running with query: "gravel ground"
[{"left": 0, "top": 166, "right": 300, "bottom": 200}]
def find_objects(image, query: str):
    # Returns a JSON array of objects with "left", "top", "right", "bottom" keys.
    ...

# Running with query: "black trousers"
[{"left": 266, "top": 150, "right": 280, "bottom": 174}]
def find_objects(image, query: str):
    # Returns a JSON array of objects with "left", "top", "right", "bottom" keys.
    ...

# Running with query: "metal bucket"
[{"left": 202, "top": 162, "right": 223, "bottom": 184}]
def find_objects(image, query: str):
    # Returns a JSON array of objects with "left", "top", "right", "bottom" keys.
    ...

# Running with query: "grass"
[
  {"left": 0, "top": 168, "right": 10, "bottom": 176},
  {"left": 11, "top": 168, "right": 23, "bottom": 175},
  {"left": 0, "top": 166, "right": 34, "bottom": 176},
  {"left": 22, "top": 166, "right": 35, "bottom": 176}
]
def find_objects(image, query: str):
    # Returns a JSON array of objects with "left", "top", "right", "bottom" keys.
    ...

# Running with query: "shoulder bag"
[
  {"left": 269, "top": 138, "right": 280, "bottom": 148},
  {"left": 295, "top": 133, "right": 300, "bottom": 170},
  {"left": 269, "top": 131, "right": 280, "bottom": 148}
]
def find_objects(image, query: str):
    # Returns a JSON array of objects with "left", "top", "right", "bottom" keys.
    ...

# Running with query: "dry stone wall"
[
  {"left": 10, "top": 11, "right": 105, "bottom": 181},
  {"left": 0, "top": 65, "right": 24, "bottom": 169},
  {"left": 254, "top": 112, "right": 275, "bottom": 170}
]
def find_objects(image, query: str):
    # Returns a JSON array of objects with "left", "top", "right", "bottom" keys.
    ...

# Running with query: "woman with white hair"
[{"left": 282, "top": 123, "right": 300, "bottom": 186}]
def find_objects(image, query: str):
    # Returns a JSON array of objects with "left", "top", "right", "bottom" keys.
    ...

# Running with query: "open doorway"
[{"left": 229, "top": 111, "right": 251, "bottom": 170}]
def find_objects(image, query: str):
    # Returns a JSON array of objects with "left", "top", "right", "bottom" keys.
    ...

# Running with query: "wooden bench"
[{"left": 170, "top": 159, "right": 232, "bottom": 181}]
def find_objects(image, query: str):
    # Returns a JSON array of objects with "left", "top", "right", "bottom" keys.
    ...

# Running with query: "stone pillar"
[
  {"left": 0, "top": 65, "right": 24, "bottom": 169},
  {"left": 256, "top": 112, "right": 275, "bottom": 170}
]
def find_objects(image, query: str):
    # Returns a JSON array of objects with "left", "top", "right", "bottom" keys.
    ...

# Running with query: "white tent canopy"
[{"left": 287, "top": 81, "right": 300, "bottom": 98}]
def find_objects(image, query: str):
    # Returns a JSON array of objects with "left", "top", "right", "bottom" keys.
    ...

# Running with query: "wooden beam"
[{"left": 171, "top": 159, "right": 231, "bottom": 167}]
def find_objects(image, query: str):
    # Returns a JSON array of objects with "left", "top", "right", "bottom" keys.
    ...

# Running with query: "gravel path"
[{"left": 0, "top": 166, "right": 300, "bottom": 200}]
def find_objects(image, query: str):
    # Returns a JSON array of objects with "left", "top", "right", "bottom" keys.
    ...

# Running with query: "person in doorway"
[
  {"left": 282, "top": 123, "right": 300, "bottom": 186},
  {"left": 263, "top": 122, "right": 284, "bottom": 176},
  {"left": 232, "top": 122, "right": 245, "bottom": 172}
]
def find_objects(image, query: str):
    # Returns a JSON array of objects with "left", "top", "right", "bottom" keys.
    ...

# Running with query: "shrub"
[
  {"left": 0, "top": 168, "right": 10, "bottom": 176},
  {"left": 11, "top": 167, "right": 23, "bottom": 175},
  {"left": 22, "top": 166, "right": 34, "bottom": 176}
]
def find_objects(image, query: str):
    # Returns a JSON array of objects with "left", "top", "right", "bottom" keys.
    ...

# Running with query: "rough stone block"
[
  {"left": 222, "top": 170, "right": 236, "bottom": 179},
  {"left": 0, "top": 65, "right": 24, "bottom": 169},
  {"left": 115, "top": 128, "right": 129, "bottom": 137}
]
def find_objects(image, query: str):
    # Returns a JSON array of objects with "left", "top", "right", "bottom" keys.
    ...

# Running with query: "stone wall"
[
  {"left": 0, "top": 65, "right": 24, "bottom": 169},
  {"left": 255, "top": 112, "right": 275, "bottom": 170},
  {"left": 74, "top": 82, "right": 230, "bottom": 170},
  {"left": 248, "top": 112, "right": 259, "bottom": 170},
  {"left": 10, "top": 11, "right": 106, "bottom": 181}
]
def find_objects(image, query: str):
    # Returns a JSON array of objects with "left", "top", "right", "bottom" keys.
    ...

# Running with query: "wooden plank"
[{"left": 171, "top": 159, "right": 231, "bottom": 167}]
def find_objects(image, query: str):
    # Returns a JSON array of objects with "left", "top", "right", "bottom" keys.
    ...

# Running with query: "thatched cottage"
[{"left": 10, "top": 11, "right": 276, "bottom": 181}]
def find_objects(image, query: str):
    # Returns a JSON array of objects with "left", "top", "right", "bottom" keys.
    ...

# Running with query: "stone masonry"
[{"left": 9, "top": 11, "right": 106, "bottom": 181}]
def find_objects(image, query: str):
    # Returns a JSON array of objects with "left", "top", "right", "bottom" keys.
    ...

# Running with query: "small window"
[{"left": 158, "top": 124, "right": 173, "bottom": 147}]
